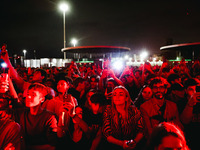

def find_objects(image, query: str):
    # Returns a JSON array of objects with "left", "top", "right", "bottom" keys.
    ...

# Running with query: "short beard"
[{"left": 154, "top": 93, "right": 164, "bottom": 100}]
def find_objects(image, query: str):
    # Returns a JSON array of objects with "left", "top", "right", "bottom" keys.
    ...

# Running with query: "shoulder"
[
  {"left": 166, "top": 100, "right": 178, "bottom": 109},
  {"left": 129, "top": 105, "right": 142, "bottom": 115},
  {"left": 42, "top": 109, "right": 55, "bottom": 117},
  {"left": 140, "top": 100, "right": 153, "bottom": 109},
  {"left": 0, "top": 118, "right": 21, "bottom": 132}
]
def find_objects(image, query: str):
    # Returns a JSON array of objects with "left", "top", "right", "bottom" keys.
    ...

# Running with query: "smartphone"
[
  {"left": 126, "top": 139, "right": 134, "bottom": 145},
  {"left": 107, "top": 87, "right": 113, "bottom": 93}
]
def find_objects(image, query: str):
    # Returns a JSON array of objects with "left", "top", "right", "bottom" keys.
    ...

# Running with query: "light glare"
[
  {"left": 112, "top": 60, "right": 123, "bottom": 70},
  {"left": 1, "top": 62, "right": 7, "bottom": 68},
  {"left": 140, "top": 51, "right": 148, "bottom": 59},
  {"left": 59, "top": 2, "right": 69, "bottom": 12},
  {"left": 71, "top": 38, "right": 77, "bottom": 47}
]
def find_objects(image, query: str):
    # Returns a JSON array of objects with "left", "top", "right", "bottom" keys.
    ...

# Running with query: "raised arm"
[{"left": 1, "top": 51, "right": 26, "bottom": 91}]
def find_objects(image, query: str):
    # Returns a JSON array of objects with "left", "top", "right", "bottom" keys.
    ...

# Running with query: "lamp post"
[
  {"left": 23, "top": 49, "right": 27, "bottom": 67},
  {"left": 59, "top": 2, "right": 69, "bottom": 60}
]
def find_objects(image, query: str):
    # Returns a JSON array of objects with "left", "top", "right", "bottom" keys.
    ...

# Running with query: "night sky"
[{"left": 1, "top": 0, "right": 200, "bottom": 59}]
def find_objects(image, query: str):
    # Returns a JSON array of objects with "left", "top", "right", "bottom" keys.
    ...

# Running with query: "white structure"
[{"left": 24, "top": 58, "right": 72, "bottom": 68}]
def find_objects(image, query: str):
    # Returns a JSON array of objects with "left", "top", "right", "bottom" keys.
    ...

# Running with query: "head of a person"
[
  {"left": 51, "top": 66, "right": 59, "bottom": 74},
  {"left": 134, "top": 69, "right": 142, "bottom": 79},
  {"left": 0, "top": 94, "right": 12, "bottom": 110},
  {"left": 73, "top": 77, "right": 85, "bottom": 91},
  {"left": 141, "top": 85, "right": 153, "bottom": 101},
  {"left": 32, "top": 69, "right": 47, "bottom": 83},
  {"left": 89, "top": 75, "right": 99, "bottom": 90},
  {"left": 56, "top": 76, "right": 72, "bottom": 94},
  {"left": 112, "top": 86, "right": 132, "bottom": 109},
  {"left": 149, "top": 78, "right": 167, "bottom": 100},
  {"left": 147, "top": 122, "right": 189, "bottom": 150},
  {"left": 167, "top": 73, "right": 181, "bottom": 85},
  {"left": 161, "top": 67, "right": 170, "bottom": 79},
  {"left": 170, "top": 83, "right": 185, "bottom": 99},
  {"left": 184, "top": 78, "right": 198, "bottom": 97},
  {"left": 25, "top": 83, "right": 47, "bottom": 107},
  {"left": 106, "top": 78, "right": 117, "bottom": 90},
  {"left": 123, "top": 74, "right": 134, "bottom": 84},
  {"left": 44, "top": 78, "right": 55, "bottom": 89},
  {"left": 85, "top": 89, "right": 97, "bottom": 108},
  {"left": 90, "top": 92, "right": 106, "bottom": 114}
]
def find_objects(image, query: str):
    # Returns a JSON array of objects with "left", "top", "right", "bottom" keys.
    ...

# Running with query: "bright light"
[
  {"left": 140, "top": 51, "right": 148, "bottom": 60},
  {"left": 124, "top": 55, "right": 129, "bottom": 60},
  {"left": 59, "top": 2, "right": 70, "bottom": 12},
  {"left": 1, "top": 62, "right": 7, "bottom": 68},
  {"left": 23, "top": 49, "right": 27, "bottom": 54},
  {"left": 71, "top": 38, "right": 77, "bottom": 47},
  {"left": 112, "top": 60, "right": 124, "bottom": 71}
]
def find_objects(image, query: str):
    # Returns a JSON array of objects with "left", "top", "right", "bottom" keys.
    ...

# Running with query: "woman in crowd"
[
  {"left": 102, "top": 86, "right": 144, "bottom": 149},
  {"left": 133, "top": 85, "right": 153, "bottom": 109}
]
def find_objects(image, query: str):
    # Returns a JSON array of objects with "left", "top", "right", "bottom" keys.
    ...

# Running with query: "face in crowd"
[
  {"left": 142, "top": 86, "right": 153, "bottom": 101},
  {"left": 112, "top": 87, "right": 130, "bottom": 107},
  {"left": 151, "top": 81, "right": 167, "bottom": 100},
  {"left": 90, "top": 77, "right": 98, "bottom": 89},
  {"left": 25, "top": 88, "right": 45, "bottom": 107},
  {"left": 106, "top": 81, "right": 115, "bottom": 90},
  {"left": 186, "top": 85, "right": 196, "bottom": 97},
  {"left": 25, "top": 84, "right": 46, "bottom": 108},
  {"left": 32, "top": 71, "right": 44, "bottom": 82},
  {"left": 57, "top": 80, "right": 70, "bottom": 94}
]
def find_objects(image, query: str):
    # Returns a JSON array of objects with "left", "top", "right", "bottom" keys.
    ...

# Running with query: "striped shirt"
[{"left": 102, "top": 105, "right": 144, "bottom": 140}]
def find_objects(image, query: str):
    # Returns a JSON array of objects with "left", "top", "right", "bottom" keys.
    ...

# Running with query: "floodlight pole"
[{"left": 63, "top": 11, "right": 66, "bottom": 59}]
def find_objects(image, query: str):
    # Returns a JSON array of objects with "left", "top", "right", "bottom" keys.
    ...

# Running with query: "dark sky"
[{"left": 1, "top": 0, "right": 200, "bottom": 58}]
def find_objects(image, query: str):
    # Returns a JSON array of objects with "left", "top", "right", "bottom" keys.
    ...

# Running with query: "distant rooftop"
[{"left": 62, "top": 45, "right": 130, "bottom": 53}]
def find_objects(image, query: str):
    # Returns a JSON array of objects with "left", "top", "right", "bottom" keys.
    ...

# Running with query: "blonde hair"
[{"left": 111, "top": 86, "right": 132, "bottom": 124}]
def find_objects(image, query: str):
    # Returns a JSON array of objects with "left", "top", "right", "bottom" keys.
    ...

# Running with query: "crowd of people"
[{"left": 1, "top": 49, "right": 200, "bottom": 150}]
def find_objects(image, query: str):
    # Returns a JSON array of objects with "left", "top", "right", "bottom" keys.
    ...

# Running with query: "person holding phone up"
[{"left": 180, "top": 78, "right": 200, "bottom": 149}]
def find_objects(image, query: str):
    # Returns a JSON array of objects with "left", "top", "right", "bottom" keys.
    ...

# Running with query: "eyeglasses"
[{"left": 152, "top": 86, "right": 166, "bottom": 91}]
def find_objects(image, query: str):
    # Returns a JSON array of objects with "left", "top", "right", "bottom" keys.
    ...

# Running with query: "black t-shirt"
[
  {"left": 14, "top": 108, "right": 58, "bottom": 148},
  {"left": 82, "top": 107, "right": 103, "bottom": 140},
  {"left": 68, "top": 88, "right": 87, "bottom": 107}
]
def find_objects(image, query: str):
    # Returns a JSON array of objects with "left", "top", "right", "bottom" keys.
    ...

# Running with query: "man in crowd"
[
  {"left": 140, "top": 78, "right": 183, "bottom": 137},
  {"left": 0, "top": 50, "right": 55, "bottom": 101},
  {"left": 181, "top": 78, "right": 200, "bottom": 149}
]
